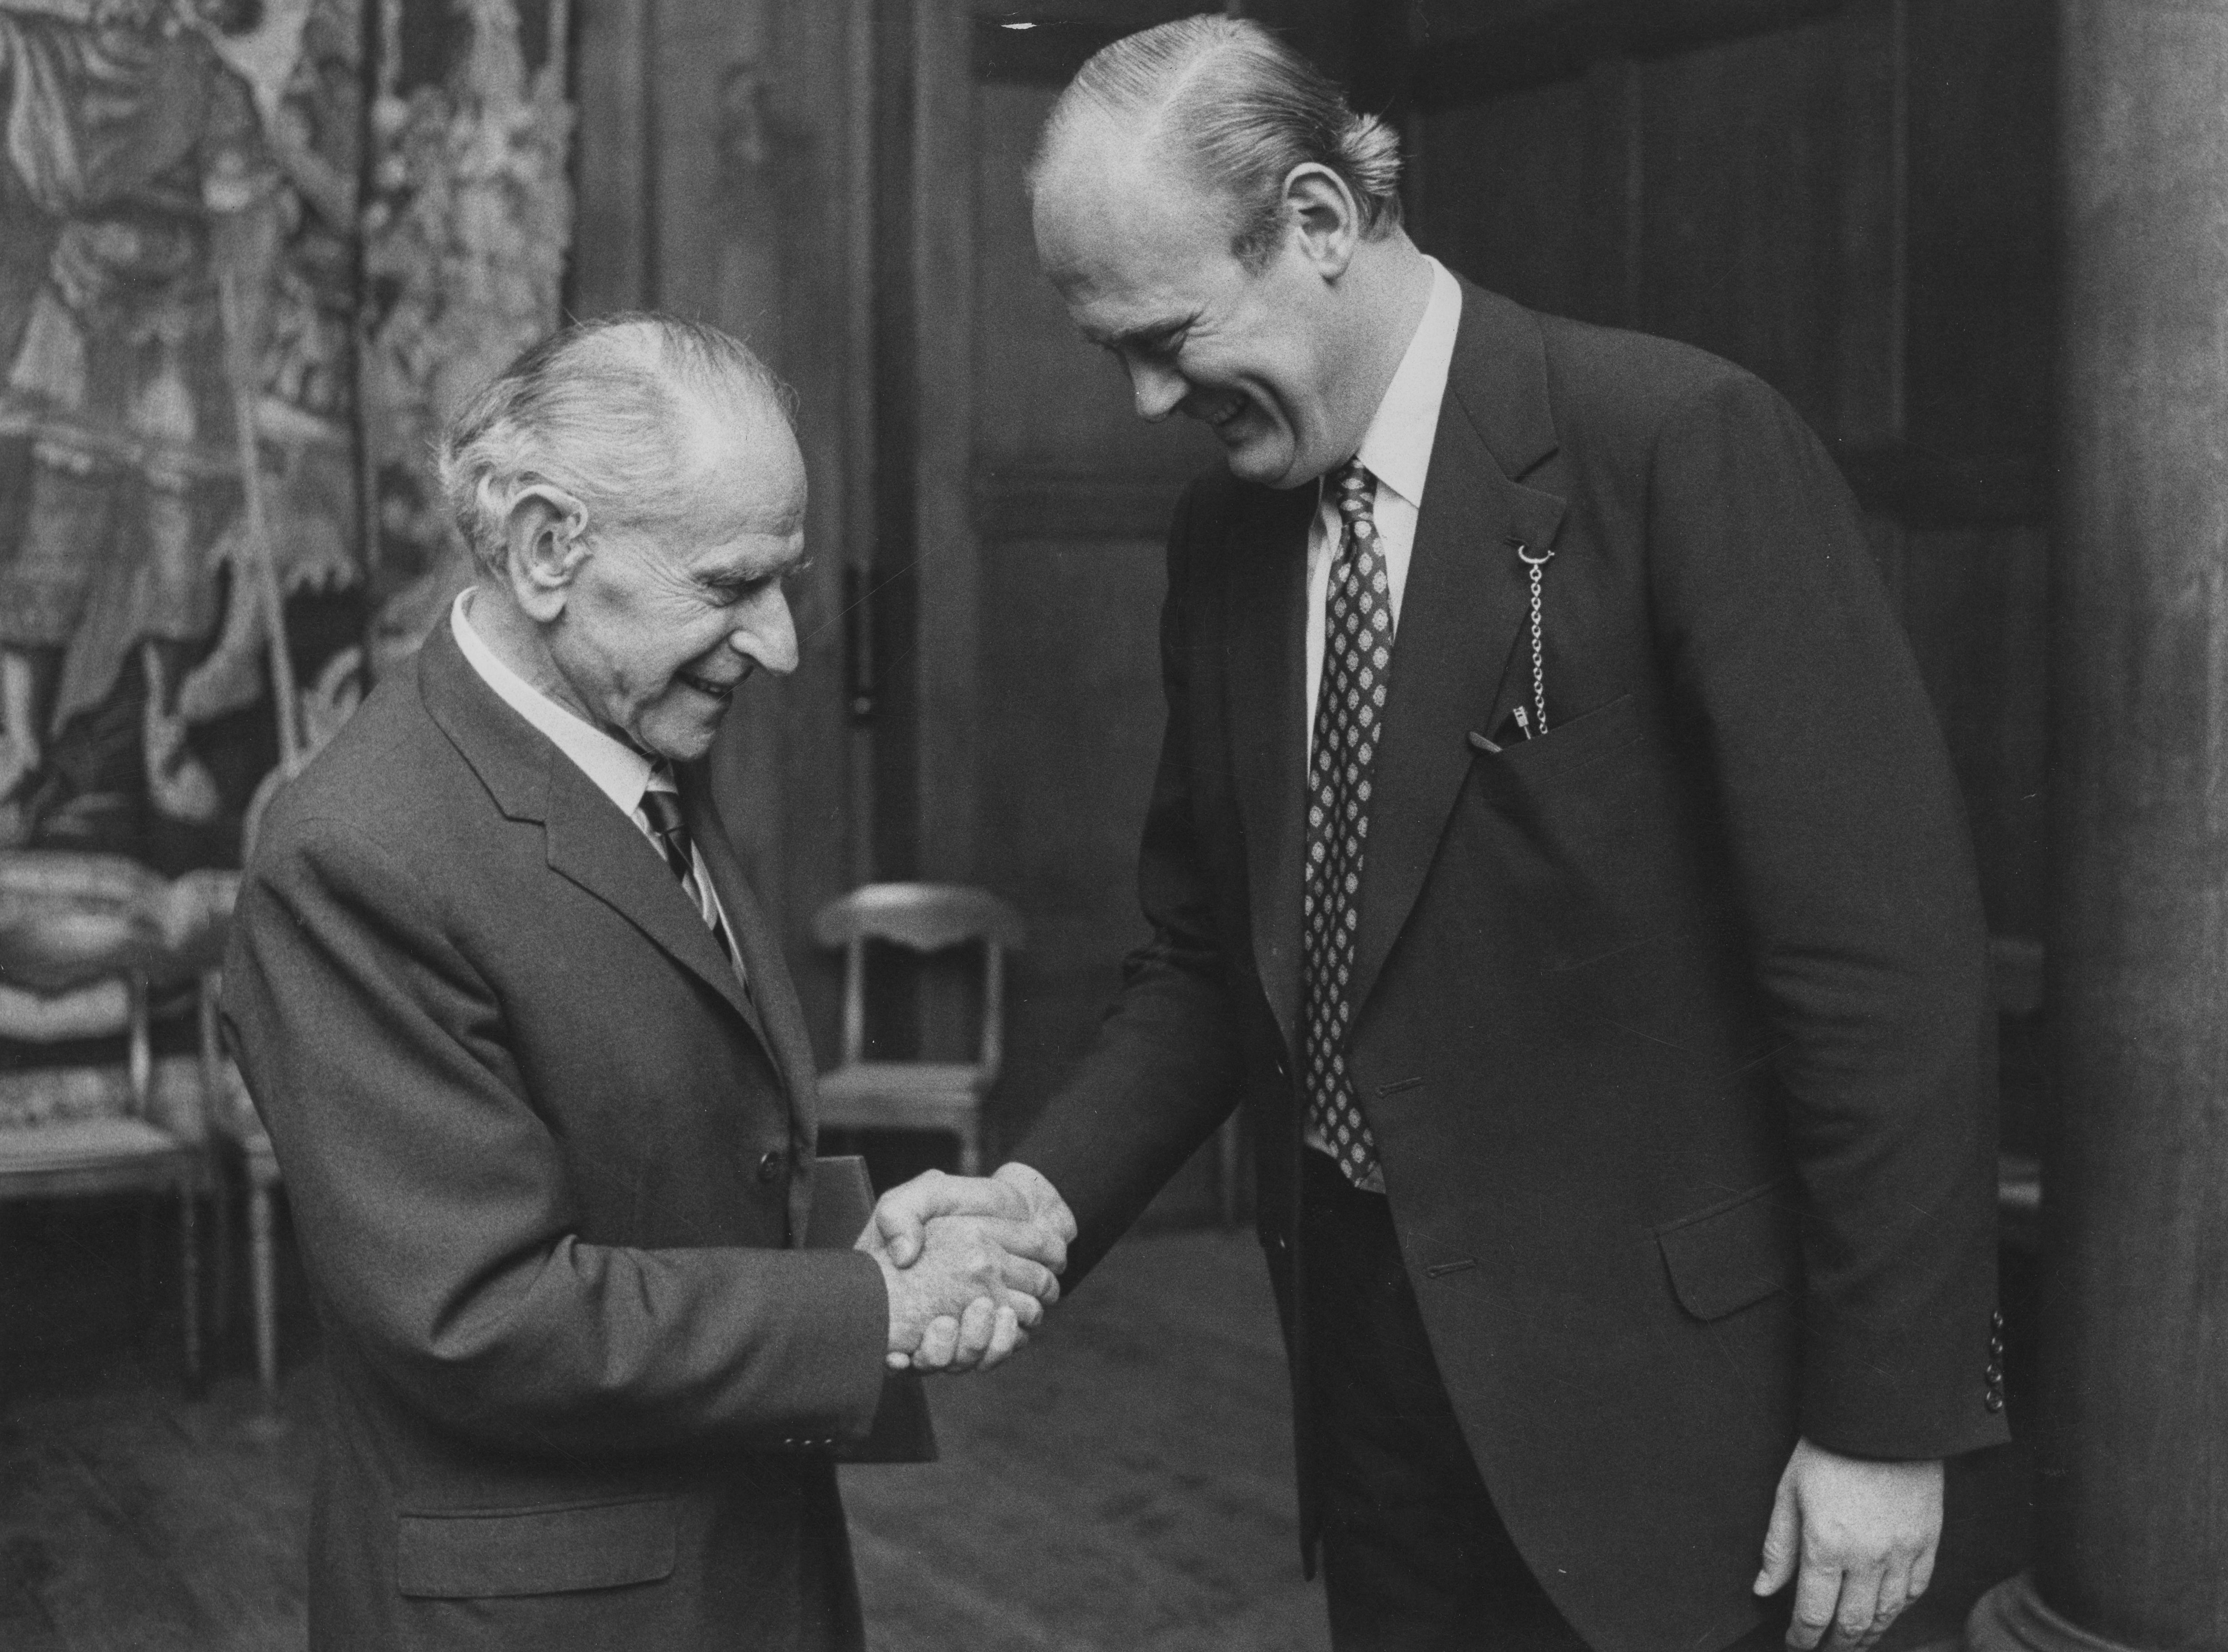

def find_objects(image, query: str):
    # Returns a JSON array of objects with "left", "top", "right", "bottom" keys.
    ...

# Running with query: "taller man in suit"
[
  {"left": 224, "top": 316, "right": 1070, "bottom": 1652},
  {"left": 878, "top": 18, "right": 2008, "bottom": 1652}
]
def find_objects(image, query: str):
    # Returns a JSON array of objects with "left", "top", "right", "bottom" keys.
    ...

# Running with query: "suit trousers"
[{"left": 1300, "top": 1152, "right": 1788, "bottom": 1652}]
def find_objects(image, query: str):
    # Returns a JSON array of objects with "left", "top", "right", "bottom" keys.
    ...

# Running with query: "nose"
[
  {"left": 730, "top": 585, "right": 799, "bottom": 677},
  {"left": 1124, "top": 355, "right": 1186, "bottom": 423}
]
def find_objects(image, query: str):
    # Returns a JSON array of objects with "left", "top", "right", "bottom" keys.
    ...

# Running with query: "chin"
[
  {"left": 639, "top": 718, "right": 722, "bottom": 765},
  {"left": 1222, "top": 435, "right": 1302, "bottom": 488}
]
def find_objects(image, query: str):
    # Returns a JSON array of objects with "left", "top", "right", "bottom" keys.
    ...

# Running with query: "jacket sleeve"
[
  {"left": 1012, "top": 481, "right": 1249, "bottom": 1281},
  {"left": 221, "top": 811, "right": 890, "bottom": 1459},
  {"left": 1645, "top": 370, "right": 2006, "bottom": 1460}
]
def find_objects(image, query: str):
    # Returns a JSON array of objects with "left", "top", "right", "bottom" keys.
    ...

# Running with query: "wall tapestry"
[
  {"left": 0, "top": 0, "right": 568, "bottom": 1113},
  {"left": 0, "top": 0, "right": 569, "bottom": 874}
]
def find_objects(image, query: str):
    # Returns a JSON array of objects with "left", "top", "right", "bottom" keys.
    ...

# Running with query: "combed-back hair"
[
  {"left": 1031, "top": 15, "right": 1403, "bottom": 270},
  {"left": 437, "top": 313, "right": 796, "bottom": 578}
]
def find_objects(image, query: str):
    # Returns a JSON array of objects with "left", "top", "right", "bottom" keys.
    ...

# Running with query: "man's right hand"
[{"left": 861, "top": 1164, "right": 1076, "bottom": 1373}]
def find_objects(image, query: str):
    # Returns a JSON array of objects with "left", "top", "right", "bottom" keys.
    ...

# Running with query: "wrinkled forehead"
[
  {"left": 668, "top": 401, "right": 805, "bottom": 529},
  {"left": 597, "top": 411, "right": 806, "bottom": 579}
]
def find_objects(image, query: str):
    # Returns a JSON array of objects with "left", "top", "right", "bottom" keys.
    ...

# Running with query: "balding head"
[
  {"left": 1027, "top": 19, "right": 1430, "bottom": 489},
  {"left": 1028, "top": 16, "right": 1403, "bottom": 272},
  {"left": 437, "top": 314, "right": 809, "bottom": 763},
  {"left": 439, "top": 313, "right": 796, "bottom": 581}
]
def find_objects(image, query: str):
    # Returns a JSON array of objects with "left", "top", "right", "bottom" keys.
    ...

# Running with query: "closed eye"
[
  {"left": 1092, "top": 316, "right": 1195, "bottom": 363},
  {"left": 704, "top": 556, "right": 812, "bottom": 606},
  {"left": 1131, "top": 326, "right": 1188, "bottom": 362},
  {"left": 701, "top": 575, "right": 765, "bottom": 608}
]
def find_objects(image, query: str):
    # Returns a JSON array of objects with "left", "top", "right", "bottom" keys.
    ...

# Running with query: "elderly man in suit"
[
  {"left": 878, "top": 17, "right": 2008, "bottom": 1652},
  {"left": 223, "top": 315, "right": 1070, "bottom": 1652}
]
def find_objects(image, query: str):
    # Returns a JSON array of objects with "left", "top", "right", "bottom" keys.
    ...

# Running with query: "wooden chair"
[
  {"left": 198, "top": 965, "right": 285, "bottom": 1417},
  {"left": 0, "top": 853, "right": 216, "bottom": 1387},
  {"left": 812, "top": 884, "right": 1024, "bottom": 1176}
]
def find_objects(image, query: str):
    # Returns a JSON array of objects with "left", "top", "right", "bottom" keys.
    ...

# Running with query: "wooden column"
[{"left": 1968, "top": 3, "right": 2228, "bottom": 1647}]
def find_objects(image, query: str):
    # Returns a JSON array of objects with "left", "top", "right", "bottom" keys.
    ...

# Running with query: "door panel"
[{"left": 959, "top": 17, "right": 1226, "bottom": 1215}]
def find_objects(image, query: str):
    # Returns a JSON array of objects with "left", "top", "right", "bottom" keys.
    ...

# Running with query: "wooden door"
[
  {"left": 878, "top": 2, "right": 1231, "bottom": 1211},
  {"left": 569, "top": 0, "right": 877, "bottom": 1049}
]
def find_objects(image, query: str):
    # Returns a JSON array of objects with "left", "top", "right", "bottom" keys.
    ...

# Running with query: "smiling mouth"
[
  {"left": 677, "top": 668, "right": 742, "bottom": 701},
  {"left": 1184, "top": 391, "right": 1250, "bottom": 432}
]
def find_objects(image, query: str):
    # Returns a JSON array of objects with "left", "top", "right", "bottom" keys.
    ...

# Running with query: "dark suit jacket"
[
  {"left": 1016, "top": 279, "right": 2010, "bottom": 1652},
  {"left": 223, "top": 621, "right": 890, "bottom": 1652}
]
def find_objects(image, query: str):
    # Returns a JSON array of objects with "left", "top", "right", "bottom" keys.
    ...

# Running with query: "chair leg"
[
  {"left": 179, "top": 1186, "right": 203, "bottom": 1390},
  {"left": 250, "top": 1179, "right": 278, "bottom": 1409},
  {"left": 957, "top": 1120, "right": 983, "bottom": 1178},
  {"left": 198, "top": 971, "right": 236, "bottom": 1336},
  {"left": 1218, "top": 1111, "right": 1244, "bottom": 1232},
  {"left": 210, "top": 1160, "right": 235, "bottom": 1342}
]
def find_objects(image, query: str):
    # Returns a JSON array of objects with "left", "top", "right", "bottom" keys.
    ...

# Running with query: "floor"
[{"left": 0, "top": 1196, "right": 2031, "bottom": 1651}]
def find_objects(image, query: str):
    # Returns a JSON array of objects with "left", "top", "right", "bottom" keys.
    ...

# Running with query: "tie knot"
[{"left": 640, "top": 786, "right": 686, "bottom": 839}]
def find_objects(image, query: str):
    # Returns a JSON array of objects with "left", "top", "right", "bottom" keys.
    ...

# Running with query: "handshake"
[{"left": 856, "top": 1162, "right": 1078, "bottom": 1373}]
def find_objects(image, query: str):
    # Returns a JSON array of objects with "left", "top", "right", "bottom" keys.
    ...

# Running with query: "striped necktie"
[{"left": 640, "top": 781, "right": 735, "bottom": 964}]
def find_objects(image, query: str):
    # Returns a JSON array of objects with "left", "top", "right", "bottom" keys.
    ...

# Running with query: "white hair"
[
  {"left": 1031, "top": 15, "right": 1404, "bottom": 271},
  {"left": 436, "top": 313, "right": 795, "bottom": 579}
]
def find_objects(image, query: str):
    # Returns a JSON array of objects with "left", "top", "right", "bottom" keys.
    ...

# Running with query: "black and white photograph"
[{"left": 0, "top": 2, "right": 2209, "bottom": 1649}]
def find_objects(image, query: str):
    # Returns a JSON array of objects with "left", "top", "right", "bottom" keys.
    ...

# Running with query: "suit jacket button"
[{"left": 757, "top": 1149, "right": 785, "bottom": 1183}]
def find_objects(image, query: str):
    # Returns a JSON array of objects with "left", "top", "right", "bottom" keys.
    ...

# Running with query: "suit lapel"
[
  {"left": 541, "top": 762, "right": 763, "bottom": 1032},
  {"left": 1349, "top": 284, "right": 1569, "bottom": 1016},
  {"left": 417, "top": 616, "right": 766, "bottom": 1043},
  {"left": 1226, "top": 483, "right": 1319, "bottom": 1056},
  {"left": 681, "top": 777, "right": 826, "bottom": 1247},
  {"left": 680, "top": 779, "right": 807, "bottom": 1099}
]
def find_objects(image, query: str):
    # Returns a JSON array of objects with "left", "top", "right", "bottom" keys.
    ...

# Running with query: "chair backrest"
[{"left": 811, "top": 884, "right": 1026, "bottom": 1075}]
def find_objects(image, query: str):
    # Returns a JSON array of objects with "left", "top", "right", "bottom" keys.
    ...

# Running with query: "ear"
[
  {"left": 501, "top": 483, "right": 589, "bottom": 622},
  {"left": 1283, "top": 163, "right": 1362, "bottom": 279}
]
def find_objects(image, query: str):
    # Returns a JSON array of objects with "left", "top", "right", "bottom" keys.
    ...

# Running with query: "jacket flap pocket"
[
  {"left": 1655, "top": 1182, "right": 1800, "bottom": 1322},
  {"left": 397, "top": 1497, "right": 678, "bottom": 1599}
]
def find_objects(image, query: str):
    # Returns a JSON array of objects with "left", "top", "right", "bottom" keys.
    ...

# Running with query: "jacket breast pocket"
[
  {"left": 1655, "top": 1181, "right": 1800, "bottom": 1322},
  {"left": 1476, "top": 693, "right": 1644, "bottom": 786},
  {"left": 1466, "top": 693, "right": 1698, "bottom": 975},
  {"left": 396, "top": 1496, "right": 679, "bottom": 1599}
]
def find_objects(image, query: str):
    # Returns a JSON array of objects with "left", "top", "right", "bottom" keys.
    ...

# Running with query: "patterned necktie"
[
  {"left": 640, "top": 781, "right": 734, "bottom": 962},
  {"left": 1304, "top": 459, "right": 1394, "bottom": 1189}
]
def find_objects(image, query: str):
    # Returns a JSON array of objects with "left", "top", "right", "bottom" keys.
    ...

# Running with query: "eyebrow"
[
  {"left": 700, "top": 546, "right": 812, "bottom": 583},
  {"left": 1085, "top": 315, "right": 1193, "bottom": 352}
]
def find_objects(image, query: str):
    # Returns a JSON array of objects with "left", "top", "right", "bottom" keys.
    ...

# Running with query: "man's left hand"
[{"left": 1754, "top": 1438, "right": 1942, "bottom": 1651}]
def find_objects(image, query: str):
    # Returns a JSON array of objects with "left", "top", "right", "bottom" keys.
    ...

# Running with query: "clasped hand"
[{"left": 855, "top": 1162, "right": 1078, "bottom": 1374}]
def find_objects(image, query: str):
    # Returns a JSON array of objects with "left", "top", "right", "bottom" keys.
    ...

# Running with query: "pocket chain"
[{"left": 1517, "top": 543, "right": 1555, "bottom": 734}]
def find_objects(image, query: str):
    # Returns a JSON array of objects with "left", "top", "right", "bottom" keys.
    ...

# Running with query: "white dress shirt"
[
  {"left": 450, "top": 590, "right": 740, "bottom": 970},
  {"left": 1304, "top": 256, "right": 1465, "bottom": 752},
  {"left": 1299, "top": 257, "right": 1463, "bottom": 1187}
]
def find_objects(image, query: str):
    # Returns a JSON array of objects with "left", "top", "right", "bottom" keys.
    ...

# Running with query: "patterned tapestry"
[{"left": 0, "top": 0, "right": 571, "bottom": 876}]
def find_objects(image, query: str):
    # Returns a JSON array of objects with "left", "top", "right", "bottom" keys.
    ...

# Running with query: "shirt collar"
[
  {"left": 1352, "top": 256, "right": 1464, "bottom": 512},
  {"left": 451, "top": 587, "right": 660, "bottom": 818}
]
